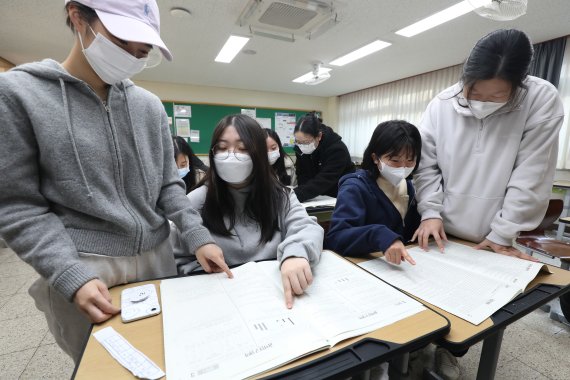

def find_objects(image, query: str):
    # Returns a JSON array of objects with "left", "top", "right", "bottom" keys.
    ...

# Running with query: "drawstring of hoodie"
[
  {"left": 59, "top": 78, "right": 93, "bottom": 199},
  {"left": 122, "top": 86, "right": 152, "bottom": 201}
]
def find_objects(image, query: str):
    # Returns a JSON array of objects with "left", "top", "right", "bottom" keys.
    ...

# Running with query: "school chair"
[
  {"left": 516, "top": 199, "right": 570, "bottom": 270},
  {"left": 516, "top": 199, "right": 570, "bottom": 325}
]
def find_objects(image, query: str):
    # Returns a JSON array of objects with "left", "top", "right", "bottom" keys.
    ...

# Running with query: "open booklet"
[
  {"left": 301, "top": 195, "right": 337, "bottom": 209},
  {"left": 160, "top": 250, "right": 425, "bottom": 380},
  {"left": 358, "top": 241, "right": 551, "bottom": 325}
]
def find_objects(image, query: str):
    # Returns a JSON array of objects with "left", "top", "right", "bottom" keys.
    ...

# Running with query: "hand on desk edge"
[{"left": 74, "top": 279, "right": 121, "bottom": 323}]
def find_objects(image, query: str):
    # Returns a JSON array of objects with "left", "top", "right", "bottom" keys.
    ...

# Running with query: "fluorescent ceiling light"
[
  {"left": 292, "top": 67, "right": 332, "bottom": 83},
  {"left": 395, "top": 0, "right": 486, "bottom": 38},
  {"left": 329, "top": 40, "right": 392, "bottom": 66},
  {"left": 215, "top": 35, "right": 250, "bottom": 63}
]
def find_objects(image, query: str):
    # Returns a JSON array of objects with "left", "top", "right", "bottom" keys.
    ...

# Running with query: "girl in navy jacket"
[{"left": 326, "top": 120, "right": 422, "bottom": 265}]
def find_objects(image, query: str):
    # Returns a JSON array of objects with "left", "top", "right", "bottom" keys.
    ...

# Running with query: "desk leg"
[
  {"left": 476, "top": 328, "right": 504, "bottom": 380},
  {"left": 556, "top": 190, "right": 570, "bottom": 240},
  {"left": 388, "top": 353, "right": 409, "bottom": 380}
]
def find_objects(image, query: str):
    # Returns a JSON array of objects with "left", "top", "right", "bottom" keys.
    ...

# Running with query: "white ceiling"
[{"left": 1, "top": 0, "right": 570, "bottom": 97}]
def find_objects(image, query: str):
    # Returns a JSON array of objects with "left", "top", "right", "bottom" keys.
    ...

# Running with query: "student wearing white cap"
[{"left": 0, "top": 0, "right": 227, "bottom": 362}]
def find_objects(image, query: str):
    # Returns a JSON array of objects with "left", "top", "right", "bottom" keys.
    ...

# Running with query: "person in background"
[
  {"left": 0, "top": 0, "right": 222, "bottom": 362},
  {"left": 264, "top": 128, "right": 292, "bottom": 186},
  {"left": 326, "top": 120, "right": 421, "bottom": 265},
  {"left": 172, "top": 114, "right": 324, "bottom": 308},
  {"left": 293, "top": 112, "right": 355, "bottom": 202},
  {"left": 413, "top": 29, "right": 565, "bottom": 380},
  {"left": 172, "top": 135, "right": 208, "bottom": 193}
]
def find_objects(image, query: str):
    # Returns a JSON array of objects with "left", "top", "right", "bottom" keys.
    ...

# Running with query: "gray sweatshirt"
[
  {"left": 415, "top": 76, "right": 564, "bottom": 245},
  {"left": 0, "top": 59, "right": 213, "bottom": 300},
  {"left": 174, "top": 186, "right": 323, "bottom": 273}
]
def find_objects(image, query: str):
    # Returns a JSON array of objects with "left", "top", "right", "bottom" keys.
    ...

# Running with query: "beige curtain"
[
  {"left": 338, "top": 64, "right": 463, "bottom": 159},
  {"left": 556, "top": 36, "right": 570, "bottom": 169}
]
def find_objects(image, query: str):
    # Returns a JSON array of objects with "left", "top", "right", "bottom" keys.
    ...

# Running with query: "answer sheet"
[
  {"left": 359, "top": 241, "right": 545, "bottom": 325},
  {"left": 160, "top": 251, "right": 424, "bottom": 380}
]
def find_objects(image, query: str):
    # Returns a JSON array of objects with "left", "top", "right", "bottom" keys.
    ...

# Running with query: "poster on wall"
[
  {"left": 275, "top": 112, "right": 296, "bottom": 147},
  {"left": 174, "top": 104, "right": 192, "bottom": 118},
  {"left": 241, "top": 108, "right": 256, "bottom": 118},
  {"left": 256, "top": 118, "right": 271, "bottom": 129},
  {"left": 175, "top": 118, "right": 191, "bottom": 137},
  {"left": 190, "top": 130, "right": 200, "bottom": 143}
]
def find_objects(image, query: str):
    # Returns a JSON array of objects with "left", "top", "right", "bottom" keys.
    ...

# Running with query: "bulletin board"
[{"left": 162, "top": 101, "right": 321, "bottom": 154}]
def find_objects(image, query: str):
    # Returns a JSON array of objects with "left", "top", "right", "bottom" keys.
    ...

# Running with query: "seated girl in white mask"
[{"left": 173, "top": 114, "right": 324, "bottom": 308}]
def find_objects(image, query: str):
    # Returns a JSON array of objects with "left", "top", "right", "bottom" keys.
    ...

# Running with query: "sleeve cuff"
[
  {"left": 486, "top": 230, "right": 514, "bottom": 246},
  {"left": 420, "top": 210, "right": 442, "bottom": 221},
  {"left": 181, "top": 227, "right": 215, "bottom": 254},
  {"left": 53, "top": 264, "right": 98, "bottom": 302},
  {"left": 279, "top": 242, "right": 311, "bottom": 265}
]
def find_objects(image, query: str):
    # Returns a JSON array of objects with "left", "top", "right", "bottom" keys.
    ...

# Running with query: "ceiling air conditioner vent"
[
  {"left": 258, "top": 2, "right": 318, "bottom": 30},
  {"left": 238, "top": 0, "right": 338, "bottom": 41}
]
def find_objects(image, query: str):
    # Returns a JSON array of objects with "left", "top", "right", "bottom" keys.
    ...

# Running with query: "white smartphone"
[{"left": 121, "top": 284, "right": 161, "bottom": 323}]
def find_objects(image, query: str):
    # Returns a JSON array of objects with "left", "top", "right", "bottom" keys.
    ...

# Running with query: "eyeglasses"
[{"left": 212, "top": 144, "right": 250, "bottom": 161}]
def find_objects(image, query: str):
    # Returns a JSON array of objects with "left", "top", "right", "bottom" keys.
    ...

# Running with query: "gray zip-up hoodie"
[
  {"left": 0, "top": 59, "right": 213, "bottom": 300},
  {"left": 173, "top": 186, "right": 323, "bottom": 274},
  {"left": 415, "top": 76, "right": 564, "bottom": 246}
]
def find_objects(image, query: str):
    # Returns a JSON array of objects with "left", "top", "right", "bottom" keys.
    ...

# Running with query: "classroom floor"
[{"left": 0, "top": 245, "right": 569, "bottom": 380}]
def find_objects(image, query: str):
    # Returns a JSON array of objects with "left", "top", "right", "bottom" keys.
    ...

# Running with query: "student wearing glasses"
[
  {"left": 173, "top": 114, "right": 324, "bottom": 308},
  {"left": 293, "top": 112, "right": 355, "bottom": 202}
]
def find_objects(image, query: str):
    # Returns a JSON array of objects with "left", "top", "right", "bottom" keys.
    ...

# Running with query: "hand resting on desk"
[
  {"left": 474, "top": 238, "right": 538, "bottom": 262},
  {"left": 412, "top": 218, "right": 447, "bottom": 252},
  {"left": 411, "top": 219, "right": 538, "bottom": 262},
  {"left": 74, "top": 279, "right": 120, "bottom": 323}
]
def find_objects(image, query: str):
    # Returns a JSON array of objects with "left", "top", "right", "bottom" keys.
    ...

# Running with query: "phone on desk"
[{"left": 121, "top": 284, "right": 161, "bottom": 323}]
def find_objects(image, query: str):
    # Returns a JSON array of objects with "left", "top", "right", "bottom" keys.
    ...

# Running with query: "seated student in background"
[
  {"left": 293, "top": 112, "right": 355, "bottom": 202},
  {"left": 264, "top": 128, "right": 292, "bottom": 186},
  {"left": 172, "top": 136, "right": 208, "bottom": 193},
  {"left": 173, "top": 114, "right": 324, "bottom": 308},
  {"left": 326, "top": 120, "right": 421, "bottom": 265}
]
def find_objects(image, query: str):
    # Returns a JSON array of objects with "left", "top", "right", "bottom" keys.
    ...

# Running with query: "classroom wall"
[{"left": 135, "top": 80, "right": 339, "bottom": 129}]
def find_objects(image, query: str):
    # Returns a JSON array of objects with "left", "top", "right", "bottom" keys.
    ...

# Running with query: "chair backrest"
[{"left": 533, "top": 199, "right": 563, "bottom": 233}]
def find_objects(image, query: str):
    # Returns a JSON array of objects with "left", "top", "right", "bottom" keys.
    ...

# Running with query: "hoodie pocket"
[{"left": 442, "top": 192, "right": 505, "bottom": 242}]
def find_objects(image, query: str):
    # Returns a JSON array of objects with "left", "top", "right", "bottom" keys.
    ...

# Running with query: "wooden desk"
[
  {"left": 73, "top": 270, "right": 449, "bottom": 379},
  {"left": 351, "top": 247, "right": 570, "bottom": 380}
]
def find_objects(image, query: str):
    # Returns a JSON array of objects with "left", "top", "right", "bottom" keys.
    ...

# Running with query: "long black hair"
[
  {"left": 172, "top": 136, "right": 198, "bottom": 193},
  {"left": 201, "top": 114, "right": 290, "bottom": 244},
  {"left": 362, "top": 120, "right": 422, "bottom": 179},
  {"left": 263, "top": 128, "right": 292, "bottom": 186},
  {"left": 461, "top": 29, "right": 533, "bottom": 103}
]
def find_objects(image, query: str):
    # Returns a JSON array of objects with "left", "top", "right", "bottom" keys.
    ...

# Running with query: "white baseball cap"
[{"left": 65, "top": 0, "right": 172, "bottom": 61}]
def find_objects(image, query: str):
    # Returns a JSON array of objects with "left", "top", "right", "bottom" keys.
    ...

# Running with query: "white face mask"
[
  {"left": 268, "top": 149, "right": 281, "bottom": 165},
  {"left": 177, "top": 167, "right": 190, "bottom": 178},
  {"left": 468, "top": 100, "right": 507, "bottom": 119},
  {"left": 78, "top": 27, "right": 148, "bottom": 85},
  {"left": 297, "top": 142, "right": 317, "bottom": 155},
  {"left": 214, "top": 153, "right": 253, "bottom": 184},
  {"left": 379, "top": 161, "right": 414, "bottom": 187}
]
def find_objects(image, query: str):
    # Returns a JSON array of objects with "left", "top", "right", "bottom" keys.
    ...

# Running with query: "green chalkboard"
[{"left": 162, "top": 101, "right": 319, "bottom": 154}]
